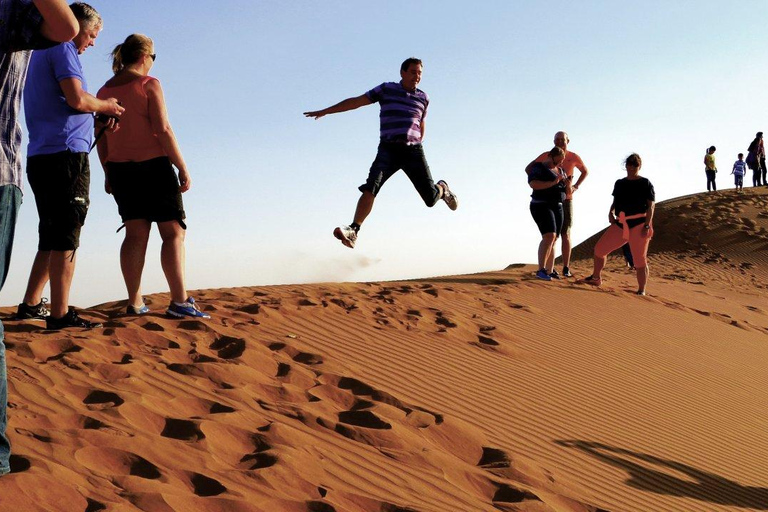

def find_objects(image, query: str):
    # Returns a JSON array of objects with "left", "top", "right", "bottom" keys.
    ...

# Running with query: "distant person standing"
[
  {"left": 747, "top": 132, "right": 764, "bottom": 187},
  {"left": 527, "top": 131, "right": 589, "bottom": 277},
  {"left": 303, "top": 58, "right": 458, "bottom": 249},
  {"left": 526, "top": 146, "right": 570, "bottom": 281},
  {"left": 18, "top": 2, "right": 124, "bottom": 329},
  {"left": 96, "top": 34, "right": 209, "bottom": 319},
  {"left": 704, "top": 146, "right": 717, "bottom": 191},
  {"left": 732, "top": 153, "right": 747, "bottom": 192},
  {"left": 0, "top": 0, "right": 79, "bottom": 478},
  {"left": 580, "top": 153, "right": 655, "bottom": 295}
]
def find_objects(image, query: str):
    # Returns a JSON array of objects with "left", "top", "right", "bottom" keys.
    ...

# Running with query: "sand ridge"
[{"left": 0, "top": 188, "right": 767, "bottom": 511}]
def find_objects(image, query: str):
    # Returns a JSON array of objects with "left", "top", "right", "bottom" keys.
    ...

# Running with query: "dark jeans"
[
  {"left": 0, "top": 184, "right": 22, "bottom": 475},
  {"left": 705, "top": 169, "right": 717, "bottom": 191},
  {"left": 359, "top": 142, "right": 441, "bottom": 206}
]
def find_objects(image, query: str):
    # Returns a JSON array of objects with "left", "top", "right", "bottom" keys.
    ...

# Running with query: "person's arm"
[
  {"left": 59, "top": 78, "right": 124, "bottom": 116},
  {"left": 94, "top": 122, "right": 111, "bottom": 193},
  {"left": 572, "top": 155, "right": 589, "bottom": 191},
  {"left": 146, "top": 78, "right": 190, "bottom": 192},
  {"left": 607, "top": 201, "right": 617, "bottom": 225},
  {"left": 643, "top": 201, "right": 656, "bottom": 237},
  {"left": 33, "top": 0, "right": 78, "bottom": 43},
  {"left": 420, "top": 119, "right": 426, "bottom": 141},
  {"left": 529, "top": 173, "right": 564, "bottom": 190},
  {"left": 303, "top": 94, "right": 373, "bottom": 119},
  {"left": 525, "top": 152, "right": 549, "bottom": 175}
]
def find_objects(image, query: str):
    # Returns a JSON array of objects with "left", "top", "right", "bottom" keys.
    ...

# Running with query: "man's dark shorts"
[
  {"left": 106, "top": 157, "right": 185, "bottom": 226},
  {"left": 27, "top": 150, "right": 90, "bottom": 252},
  {"left": 561, "top": 199, "right": 573, "bottom": 236},
  {"left": 359, "top": 141, "right": 441, "bottom": 207}
]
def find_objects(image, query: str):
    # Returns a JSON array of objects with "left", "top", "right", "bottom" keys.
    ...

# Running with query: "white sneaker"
[
  {"left": 437, "top": 180, "right": 458, "bottom": 210},
  {"left": 333, "top": 225, "right": 357, "bottom": 248}
]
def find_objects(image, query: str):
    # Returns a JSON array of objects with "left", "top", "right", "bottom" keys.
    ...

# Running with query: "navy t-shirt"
[
  {"left": 612, "top": 177, "right": 655, "bottom": 228},
  {"left": 528, "top": 162, "right": 566, "bottom": 204}
]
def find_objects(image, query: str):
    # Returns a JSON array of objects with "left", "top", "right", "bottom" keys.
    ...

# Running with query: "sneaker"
[
  {"left": 636, "top": 290, "right": 646, "bottom": 296},
  {"left": 437, "top": 180, "right": 458, "bottom": 211},
  {"left": 126, "top": 303, "right": 150, "bottom": 315},
  {"left": 333, "top": 225, "right": 357, "bottom": 249},
  {"left": 166, "top": 296, "right": 211, "bottom": 319},
  {"left": 535, "top": 269, "right": 552, "bottom": 281},
  {"left": 562, "top": 267, "right": 573, "bottom": 278},
  {"left": 549, "top": 270, "right": 561, "bottom": 279},
  {"left": 46, "top": 307, "right": 103, "bottom": 330},
  {"left": 16, "top": 298, "right": 50, "bottom": 320}
]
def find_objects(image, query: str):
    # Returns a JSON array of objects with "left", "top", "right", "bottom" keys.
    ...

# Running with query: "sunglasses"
[{"left": 149, "top": 53, "right": 156, "bottom": 61}]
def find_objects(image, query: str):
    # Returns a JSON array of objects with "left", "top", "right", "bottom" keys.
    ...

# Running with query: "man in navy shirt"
[
  {"left": 0, "top": 0, "right": 78, "bottom": 477},
  {"left": 19, "top": 2, "right": 123, "bottom": 330},
  {"left": 304, "top": 58, "right": 458, "bottom": 249}
]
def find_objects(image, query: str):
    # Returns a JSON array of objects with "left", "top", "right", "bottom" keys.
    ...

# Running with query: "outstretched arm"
[
  {"left": 60, "top": 78, "right": 124, "bottom": 116},
  {"left": 33, "top": 0, "right": 79, "bottom": 42},
  {"left": 304, "top": 94, "right": 373, "bottom": 119}
]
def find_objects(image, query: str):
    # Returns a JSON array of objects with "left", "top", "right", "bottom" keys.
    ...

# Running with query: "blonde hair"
[{"left": 111, "top": 34, "right": 153, "bottom": 74}]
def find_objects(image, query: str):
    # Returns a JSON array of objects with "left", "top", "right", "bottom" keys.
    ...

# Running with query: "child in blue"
[{"left": 732, "top": 153, "right": 747, "bottom": 192}]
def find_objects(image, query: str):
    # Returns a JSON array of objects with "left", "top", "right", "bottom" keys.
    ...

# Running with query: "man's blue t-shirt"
[{"left": 24, "top": 41, "right": 93, "bottom": 156}]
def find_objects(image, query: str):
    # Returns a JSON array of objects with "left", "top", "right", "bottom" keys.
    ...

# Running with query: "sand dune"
[{"left": 1, "top": 188, "right": 767, "bottom": 512}]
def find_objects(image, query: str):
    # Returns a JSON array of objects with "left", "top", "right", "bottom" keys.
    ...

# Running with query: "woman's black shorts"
[
  {"left": 530, "top": 201, "right": 563, "bottom": 235},
  {"left": 106, "top": 157, "right": 185, "bottom": 225}
]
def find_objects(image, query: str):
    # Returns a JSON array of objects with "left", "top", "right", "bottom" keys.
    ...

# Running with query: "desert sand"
[{"left": 0, "top": 188, "right": 767, "bottom": 512}]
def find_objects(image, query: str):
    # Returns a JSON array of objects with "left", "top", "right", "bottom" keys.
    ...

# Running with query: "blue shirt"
[
  {"left": 366, "top": 82, "right": 428, "bottom": 145},
  {"left": 24, "top": 41, "right": 93, "bottom": 156},
  {"left": 0, "top": 0, "right": 48, "bottom": 188}
]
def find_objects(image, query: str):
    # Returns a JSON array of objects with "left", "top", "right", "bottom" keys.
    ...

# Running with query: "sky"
[{"left": 4, "top": 0, "right": 768, "bottom": 308}]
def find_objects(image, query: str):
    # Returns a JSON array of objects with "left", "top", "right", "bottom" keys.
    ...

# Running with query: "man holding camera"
[{"left": 16, "top": 2, "right": 123, "bottom": 329}]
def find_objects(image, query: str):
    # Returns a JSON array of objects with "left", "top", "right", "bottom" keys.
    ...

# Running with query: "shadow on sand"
[{"left": 556, "top": 440, "right": 768, "bottom": 509}]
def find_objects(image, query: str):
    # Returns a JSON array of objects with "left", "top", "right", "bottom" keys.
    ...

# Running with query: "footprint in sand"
[
  {"left": 178, "top": 320, "right": 210, "bottom": 332},
  {"left": 434, "top": 312, "right": 457, "bottom": 328},
  {"left": 141, "top": 321, "right": 165, "bottom": 332},
  {"left": 209, "top": 336, "right": 246, "bottom": 359},
  {"left": 492, "top": 484, "right": 542, "bottom": 505},
  {"left": 8, "top": 366, "right": 38, "bottom": 384},
  {"left": 305, "top": 502, "right": 336, "bottom": 512},
  {"left": 298, "top": 299, "right": 318, "bottom": 307},
  {"left": 477, "top": 446, "right": 511, "bottom": 469},
  {"left": 189, "top": 472, "right": 227, "bottom": 497},
  {"left": 237, "top": 303, "right": 261, "bottom": 314},
  {"left": 83, "top": 390, "right": 125, "bottom": 408},
  {"left": 160, "top": 418, "right": 205, "bottom": 441}
]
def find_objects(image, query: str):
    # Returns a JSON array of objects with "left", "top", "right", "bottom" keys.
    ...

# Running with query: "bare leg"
[
  {"left": 121, "top": 220, "right": 151, "bottom": 307},
  {"left": 22, "top": 251, "right": 51, "bottom": 305},
  {"left": 49, "top": 250, "right": 76, "bottom": 318},
  {"left": 352, "top": 191, "right": 376, "bottom": 226},
  {"left": 538, "top": 233, "right": 557, "bottom": 271},
  {"left": 592, "top": 254, "right": 607, "bottom": 282},
  {"left": 561, "top": 232, "right": 572, "bottom": 269},
  {"left": 545, "top": 235, "right": 559, "bottom": 273},
  {"left": 157, "top": 221, "right": 187, "bottom": 303},
  {"left": 636, "top": 265, "right": 649, "bottom": 293}
]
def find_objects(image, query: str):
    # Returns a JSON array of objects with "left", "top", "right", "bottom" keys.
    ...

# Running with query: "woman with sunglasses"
[{"left": 96, "top": 34, "right": 208, "bottom": 319}]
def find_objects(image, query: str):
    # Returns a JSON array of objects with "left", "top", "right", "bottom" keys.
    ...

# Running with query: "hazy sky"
[{"left": 5, "top": 1, "right": 767, "bottom": 308}]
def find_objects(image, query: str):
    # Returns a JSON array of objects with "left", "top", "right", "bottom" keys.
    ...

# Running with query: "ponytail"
[{"left": 111, "top": 43, "right": 124, "bottom": 74}]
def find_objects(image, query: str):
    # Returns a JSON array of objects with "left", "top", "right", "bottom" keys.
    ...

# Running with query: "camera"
[{"left": 95, "top": 113, "right": 120, "bottom": 124}]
